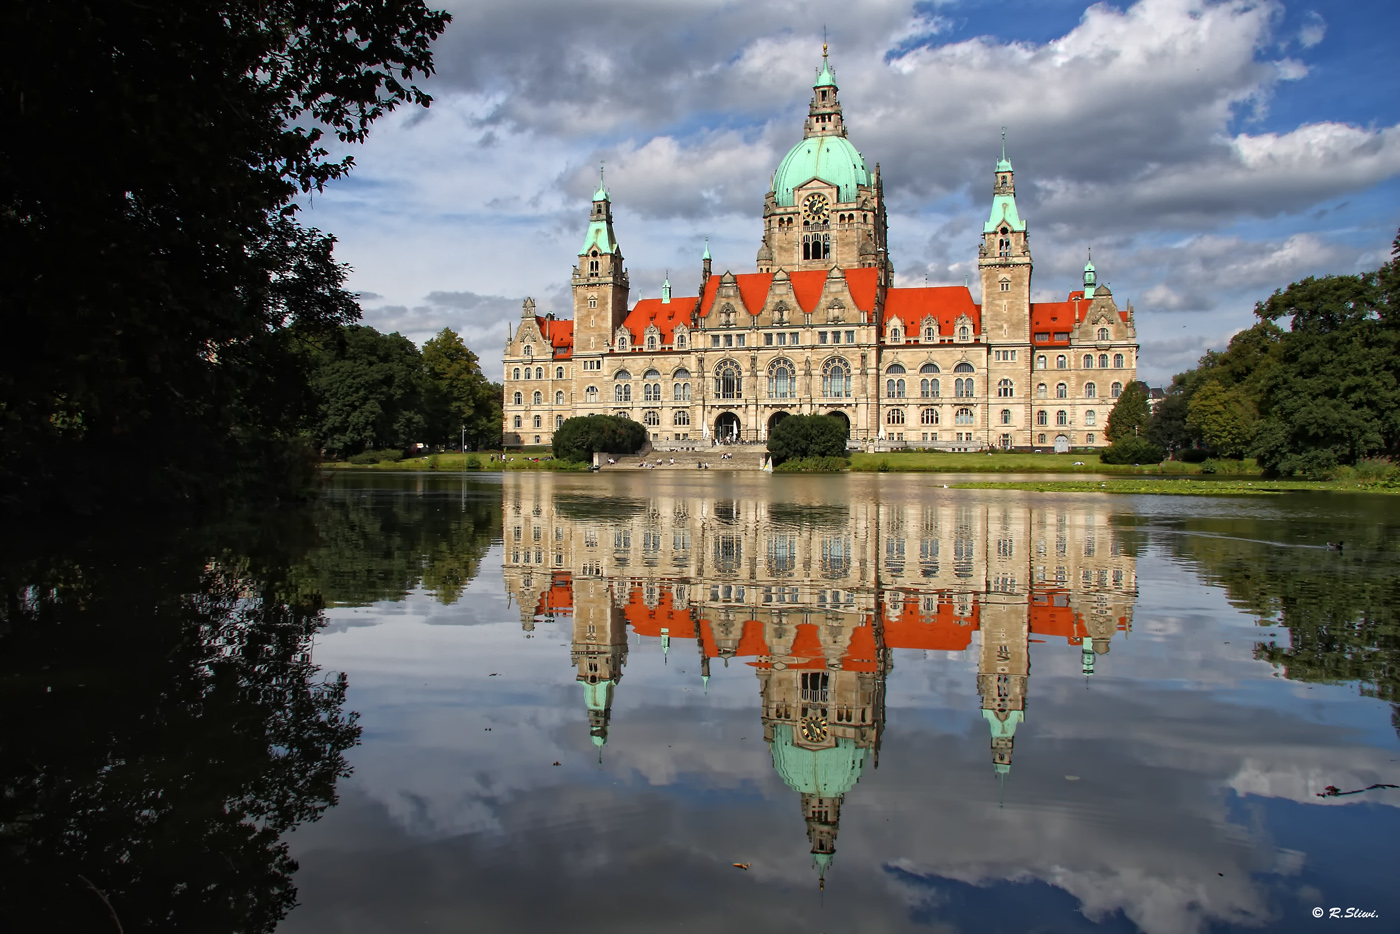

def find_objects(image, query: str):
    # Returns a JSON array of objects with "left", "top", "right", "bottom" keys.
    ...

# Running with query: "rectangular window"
[
  {"left": 765, "top": 333, "right": 774, "bottom": 346},
  {"left": 830, "top": 331, "right": 840, "bottom": 344},
  {"left": 724, "top": 334, "right": 733, "bottom": 347},
  {"left": 776, "top": 332, "right": 786, "bottom": 346},
  {"left": 820, "top": 331, "right": 829, "bottom": 344},
  {"left": 790, "top": 332, "right": 800, "bottom": 345},
  {"left": 736, "top": 334, "right": 746, "bottom": 347},
  {"left": 1034, "top": 332, "right": 1049, "bottom": 342},
  {"left": 1054, "top": 332, "right": 1070, "bottom": 341},
  {"left": 710, "top": 335, "right": 720, "bottom": 348},
  {"left": 845, "top": 330, "right": 855, "bottom": 343}
]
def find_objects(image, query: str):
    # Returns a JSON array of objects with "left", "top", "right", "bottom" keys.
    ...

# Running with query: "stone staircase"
[{"left": 596, "top": 444, "right": 768, "bottom": 471}]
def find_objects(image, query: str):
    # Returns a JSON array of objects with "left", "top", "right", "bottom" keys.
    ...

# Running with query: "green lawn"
[
  {"left": 951, "top": 478, "right": 1399, "bottom": 496},
  {"left": 846, "top": 451, "right": 1227, "bottom": 475},
  {"left": 323, "top": 451, "right": 586, "bottom": 471}
]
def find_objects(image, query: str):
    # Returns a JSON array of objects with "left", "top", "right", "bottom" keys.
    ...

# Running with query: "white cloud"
[{"left": 1297, "top": 11, "right": 1327, "bottom": 48}]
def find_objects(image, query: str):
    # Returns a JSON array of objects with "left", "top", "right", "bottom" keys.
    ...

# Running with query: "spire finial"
[
  {"left": 1001, "top": 127, "right": 1006, "bottom": 161},
  {"left": 823, "top": 25, "right": 828, "bottom": 60},
  {"left": 599, "top": 161, "right": 605, "bottom": 188}
]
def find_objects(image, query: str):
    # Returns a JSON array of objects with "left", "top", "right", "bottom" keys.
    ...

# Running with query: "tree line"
[{"left": 1102, "top": 231, "right": 1400, "bottom": 476}]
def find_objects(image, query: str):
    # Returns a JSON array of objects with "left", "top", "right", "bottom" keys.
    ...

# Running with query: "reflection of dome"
[
  {"left": 582, "top": 680, "right": 615, "bottom": 746},
  {"left": 771, "top": 135, "right": 871, "bottom": 207},
  {"left": 770, "top": 723, "right": 867, "bottom": 796}
]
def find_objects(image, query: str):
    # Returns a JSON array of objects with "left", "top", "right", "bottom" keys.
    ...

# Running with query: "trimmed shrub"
[
  {"left": 1177, "top": 447, "right": 1211, "bottom": 463},
  {"left": 1099, "top": 437, "right": 1164, "bottom": 465},
  {"left": 773, "top": 455, "right": 849, "bottom": 472},
  {"left": 346, "top": 448, "right": 403, "bottom": 465},
  {"left": 767, "top": 415, "right": 848, "bottom": 464},
  {"left": 552, "top": 415, "right": 647, "bottom": 463},
  {"left": 463, "top": 454, "right": 482, "bottom": 470}
]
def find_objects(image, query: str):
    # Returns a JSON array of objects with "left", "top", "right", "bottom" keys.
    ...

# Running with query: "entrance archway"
[
  {"left": 1054, "top": 434, "right": 1070, "bottom": 454},
  {"left": 767, "top": 411, "right": 790, "bottom": 435},
  {"left": 826, "top": 411, "right": 850, "bottom": 437},
  {"left": 715, "top": 412, "right": 741, "bottom": 443}
]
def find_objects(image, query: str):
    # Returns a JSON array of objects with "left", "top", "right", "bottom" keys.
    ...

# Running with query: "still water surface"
[{"left": 4, "top": 472, "right": 1398, "bottom": 932}]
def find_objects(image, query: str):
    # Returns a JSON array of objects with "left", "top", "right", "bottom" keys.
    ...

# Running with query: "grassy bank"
[
  {"left": 322, "top": 451, "right": 589, "bottom": 471},
  {"left": 950, "top": 478, "right": 1400, "bottom": 496},
  {"left": 846, "top": 451, "right": 1247, "bottom": 475}
]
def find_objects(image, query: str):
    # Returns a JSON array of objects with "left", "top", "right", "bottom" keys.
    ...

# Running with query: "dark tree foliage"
[
  {"left": 1164, "top": 510, "right": 1400, "bottom": 739},
  {"left": 1105, "top": 381, "right": 1151, "bottom": 443},
  {"left": 552, "top": 415, "right": 647, "bottom": 463},
  {"left": 310, "top": 325, "right": 433, "bottom": 457},
  {"left": 1146, "top": 390, "right": 1191, "bottom": 455},
  {"left": 422, "top": 328, "right": 502, "bottom": 450},
  {"left": 1099, "top": 436, "right": 1164, "bottom": 465},
  {"left": 0, "top": 513, "right": 362, "bottom": 931},
  {"left": 767, "top": 415, "right": 850, "bottom": 464},
  {"left": 1, "top": 0, "right": 450, "bottom": 512}
]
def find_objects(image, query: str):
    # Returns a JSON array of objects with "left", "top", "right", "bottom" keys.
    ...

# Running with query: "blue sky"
[{"left": 302, "top": 0, "right": 1400, "bottom": 383}]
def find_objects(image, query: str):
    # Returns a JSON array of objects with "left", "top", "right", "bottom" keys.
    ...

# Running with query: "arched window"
[
  {"left": 891, "top": 328, "right": 901, "bottom": 342},
  {"left": 1036, "top": 354, "right": 1047, "bottom": 370},
  {"left": 555, "top": 391, "right": 564, "bottom": 405},
  {"left": 533, "top": 415, "right": 541, "bottom": 429},
  {"left": 715, "top": 360, "right": 742, "bottom": 399},
  {"left": 522, "top": 367, "right": 531, "bottom": 380},
  {"left": 1000, "top": 408, "right": 1012, "bottom": 425},
  {"left": 921, "top": 378, "right": 940, "bottom": 398},
  {"left": 1086, "top": 432, "right": 1095, "bottom": 444},
  {"left": 673, "top": 382, "right": 691, "bottom": 401},
  {"left": 674, "top": 410, "right": 691, "bottom": 426},
  {"left": 585, "top": 386, "right": 599, "bottom": 403},
  {"left": 1085, "top": 382, "right": 1096, "bottom": 398},
  {"left": 643, "top": 410, "right": 660, "bottom": 426},
  {"left": 886, "top": 409, "right": 905, "bottom": 425},
  {"left": 920, "top": 363, "right": 940, "bottom": 374},
  {"left": 1099, "top": 353, "right": 1109, "bottom": 368},
  {"left": 512, "top": 368, "right": 521, "bottom": 380},
  {"left": 614, "top": 384, "right": 631, "bottom": 402},
  {"left": 556, "top": 366, "right": 564, "bottom": 379},
  {"left": 644, "top": 383, "right": 661, "bottom": 401},
  {"left": 955, "top": 378, "right": 974, "bottom": 398},
  {"left": 1111, "top": 381, "right": 1123, "bottom": 398},
  {"left": 1036, "top": 383, "right": 1047, "bottom": 398},
  {"left": 954, "top": 362, "right": 974, "bottom": 374},
  {"left": 924, "top": 327, "right": 935, "bottom": 341},
  {"left": 1056, "top": 382, "right": 1068, "bottom": 398},
  {"left": 768, "top": 358, "right": 795, "bottom": 399},
  {"left": 535, "top": 367, "right": 543, "bottom": 379},
  {"left": 1083, "top": 354, "right": 1093, "bottom": 368},
  {"left": 615, "top": 369, "right": 631, "bottom": 381},
  {"left": 1085, "top": 410, "right": 1096, "bottom": 426},
  {"left": 646, "top": 335, "right": 656, "bottom": 350},
  {"left": 1056, "top": 355, "right": 1067, "bottom": 369},
  {"left": 533, "top": 391, "right": 542, "bottom": 405},
  {"left": 1097, "top": 327, "right": 1109, "bottom": 341},
  {"left": 523, "top": 345, "right": 532, "bottom": 357},
  {"left": 1036, "top": 410, "right": 1048, "bottom": 426},
  {"left": 997, "top": 379, "right": 1014, "bottom": 397},
  {"left": 920, "top": 408, "right": 939, "bottom": 425},
  {"left": 1056, "top": 410, "right": 1068, "bottom": 426},
  {"left": 958, "top": 326, "right": 970, "bottom": 341},
  {"left": 955, "top": 408, "right": 974, "bottom": 426},
  {"left": 822, "top": 358, "right": 851, "bottom": 398},
  {"left": 886, "top": 378, "right": 906, "bottom": 398},
  {"left": 886, "top": 363, "right": 907, "bottom": 375},
  {"left": 513, "top": 416, "right": 521, "bottom": 428},
  {"left": 512, "top": 391, "right": 522, "bottom": 405},
  {"left": 556, "top": 415, "right": 564, "bottom": 428},
  {"left": 673, "top": 367, "right": 692, "bottom": 380},
  {"left": 676, "top": 333, "right": 687, "bottom": 349},
  {"left": 1114, "top": 353, "right": 1125, "bottom": 368}
]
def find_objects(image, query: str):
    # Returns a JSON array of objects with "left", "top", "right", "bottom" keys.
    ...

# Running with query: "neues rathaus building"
[{"left": 504, "top": 49, "right": 1139, "bottom": 450}]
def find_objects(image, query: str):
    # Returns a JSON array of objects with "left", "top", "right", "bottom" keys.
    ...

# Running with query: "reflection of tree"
[
  {"left": 295, "top": 483, "right": 501, "bottom": 605},
  {"left": 1166, "top": 516, "right": 1400, "bottom": 735},
  {"left": 0, "top": 517, "right": 360, "bottom": 932}
]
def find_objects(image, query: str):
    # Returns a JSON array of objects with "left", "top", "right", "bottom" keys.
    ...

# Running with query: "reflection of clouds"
[{"left": 291, "top": 479, "right": 1399, "bottom": 934}]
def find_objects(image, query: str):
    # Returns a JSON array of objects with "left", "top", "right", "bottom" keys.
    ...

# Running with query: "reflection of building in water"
[{"left": 501, "top": 476, "right": 1137, "bottom": 875}]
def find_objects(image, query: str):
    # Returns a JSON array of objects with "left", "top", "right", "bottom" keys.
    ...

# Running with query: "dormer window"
[
  {"left": 523, "top": 345, "right": 532, "bottom": 357},
  {"left": 959, "top": 326, "right": 970, "bottom": 341},
  {"left": 924, "top": 327, "right": 934, "bottom": 341},
  {"left": 891, "top": 328, "right": 901, "bottom": 342}
]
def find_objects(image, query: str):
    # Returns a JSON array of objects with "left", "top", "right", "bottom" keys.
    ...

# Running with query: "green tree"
[
  {"left": 1186, "top": 382, "right": 1256, "bottom": 457},
  {"left": 311, "top": 326, "right": 431, "bottom": 458},
  {"left": 1, "top": 0, "right": 450, "bottom": 512},
  {"left": 1105, "top": 381, "right": 1151, "bottom": 443},
  {"left": 1146, "top": 390, "right": 1192, "bottom": 456},
  {"left": 552, "top": 416, "right": 647, "bottom": 463},
  {"left": 422, "top": 328, "right": 500, "bottom": 450},
  {"left": 767, "top": 415, "right": 849, "bottom": 464}
]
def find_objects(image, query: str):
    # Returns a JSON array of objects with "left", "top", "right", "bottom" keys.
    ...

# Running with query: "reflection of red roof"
[
  {"left": 1029, "top": 591, "right": 1086, "bottom": 644},
  {"left": 534, "top": 573, "right": 574, "bottom": 617},
  {"left": 882, "top": 595, "right": 980, "bottom": 651},
  {"left": 620, "top": 297, "right": 698, "bottom": 349},
  {"left": 622, "top": 587, "right": 696, "bottom": 638},
  {"left": 536, "top": 316, "right": 574, "bottom": 359},
  {"left": 697, "top": 268, "right": 881, "bottom": 318},
  {"left": 735, "top": 619, "right": 771, "bottom": 658},
  {"left": 842, "top": 622, "right": 879, "bottom": 672},
  {"left": 883, "top": 287, "right": 981, "bottom": 339}
]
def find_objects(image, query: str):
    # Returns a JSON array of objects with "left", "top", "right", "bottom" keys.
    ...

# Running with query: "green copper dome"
[
  {"left": 771, "top": 135, "right": 870, "bottom": 206},
  {"left": 769, "top": 723, "right": 867, "bottom": 797}
]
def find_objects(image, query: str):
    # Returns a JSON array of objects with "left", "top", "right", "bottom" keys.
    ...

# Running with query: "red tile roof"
[
  {"left": 883, "top": 286, "right": 981, "bottom": 338},
  {"left": 620, "top": 297, "right": 697, "bottom": 348},
  {"left": 1030, "top": 292, "right": 1129, "bottom": 345},
  {"left": 536, "top": 316, "right": 574, "bottom": 359},
  {"left": 696, "top": 267, "right": 881, "bottom": 319}
]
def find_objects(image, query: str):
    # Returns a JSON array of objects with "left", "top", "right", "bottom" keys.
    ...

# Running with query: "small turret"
[
  {"left": 1083, "top": 250, "right": 1097, "bottom": 299},
  {"left": 701, "top": 237, "right": 712, "bottom": 289},
  {"left": 662, "top": 273, "right": 671, "bottom": 304}
]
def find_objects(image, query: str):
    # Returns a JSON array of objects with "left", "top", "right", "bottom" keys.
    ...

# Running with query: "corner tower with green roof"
[
  {"left": 572, "top": 169, "right": 631, "bottom": 360},
  {"left": 761, "top": 45, "right": 889, "bottom": 281}
]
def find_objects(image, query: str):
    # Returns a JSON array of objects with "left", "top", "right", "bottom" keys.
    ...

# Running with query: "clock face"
[
  {"left": 800, "top": 715, "right": 829, "bottom": 743},
  {"left": 802, "top": 193, "right": 830, "bottom": 222}
]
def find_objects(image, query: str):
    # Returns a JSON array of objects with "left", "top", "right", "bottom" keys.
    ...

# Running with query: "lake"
[{"left": 4, "top": 472, "right": 1397, "bottom": 933}]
